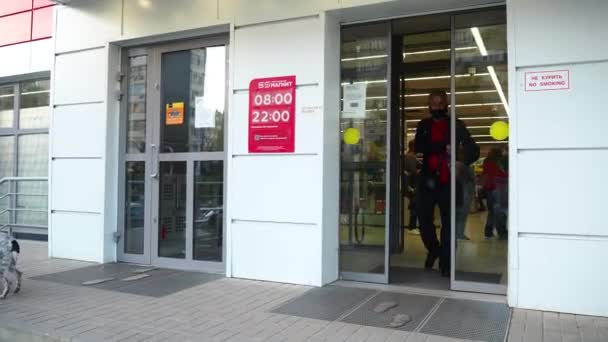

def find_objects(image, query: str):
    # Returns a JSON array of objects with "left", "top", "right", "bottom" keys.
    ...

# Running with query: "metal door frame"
[{"left": 118, "top": 36, "right": 229, "bottom": 274}]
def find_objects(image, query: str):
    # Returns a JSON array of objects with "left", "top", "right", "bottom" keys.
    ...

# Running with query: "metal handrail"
[{"left": 0, "top": 177, "right": 48, "bottom": 236}]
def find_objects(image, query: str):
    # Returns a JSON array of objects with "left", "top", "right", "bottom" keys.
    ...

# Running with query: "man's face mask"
[{"left": 430, "top": 109, "right": 448, "bottom": 119}]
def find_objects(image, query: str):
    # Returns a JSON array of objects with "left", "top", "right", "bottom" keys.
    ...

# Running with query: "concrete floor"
[{"left": 0, "top": 241, "right": 606, "bottom": 342}]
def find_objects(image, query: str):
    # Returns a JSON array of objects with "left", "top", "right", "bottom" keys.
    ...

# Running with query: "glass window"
[
  {"left": 158, "top": 161, "right": 187, "bottom": 259},
  {"left": 0, "top": 85, "right": 14, "bottom": 128},
  {"left": 125, "top": 162, "right": 145, "bottom": 255},
  {"left": 160, "top": 46, "right": 225, "bottom": 153},
  {"left": 0, "top": 12, "right": 32, "bottom": 47},
  {"left": 339, "top": 23, "right": 389, "bottom": 275},
  {"left": 454, "top": 9, "right": 508, "bottom": 285},
  {"left": 127, "top": 55, "right": 147, "bottom": 153},
  {"left": 193, "top": 161, "right": 223, "bottom": 262},
  {"left": 19, "top": 80, "right": 50, "bottom": 129},
  {"left": 0, "top": 136, "right": 15, "bottom": 224},
  {"left": 17, "top": 134, "right": 48, "bottom": 177}
]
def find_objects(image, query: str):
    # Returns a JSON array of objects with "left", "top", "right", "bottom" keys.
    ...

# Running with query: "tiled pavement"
[{"left": 0, "top": 241, "right": 606, "bottom": 342}]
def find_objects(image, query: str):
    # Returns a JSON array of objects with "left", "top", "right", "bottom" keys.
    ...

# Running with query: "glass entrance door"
[
  {"left": 339, "top": 7, "right": 509, "bottom": 294},
  {"left": 118, "top": 37, "right": 228, "bottom": 272},
  {"left": 339, "top": 23, "right": 391, "bottom": 283}
]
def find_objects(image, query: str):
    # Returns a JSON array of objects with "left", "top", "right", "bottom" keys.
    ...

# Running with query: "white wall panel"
[
  {"left": 50, "top": 212, "right": 102, "bottom": 262},
  {"left": 123, "top": 0, "right": 218, "bottom": 38},
  {"left": 54, "top": 48, "right": 106, "bottom": 105},
  {"left": 231, "top": 221, "right": 321, "bottom": 285},
  {"left": 518, "top": 236, "right": 608, "bottom": 316},
  {"left": 222, "top": 0, "right": 338, "bottom": 26},
  {"left": 29, "top": 39, "right": 54, "bottom": 73},
  {"left": 51, "top": 159, "right": 104, "bottom": 213},
  {"left": 52, "top": 103, "right": 105, "bottom": 158},
  {"left": 516, "top": 62, "right": 608, "bottom": 149},
  {"left": 518, "top": 150, "right": 608, "bottom": 236},
  {"left": 55, "top": 0, "right": 122, "bottom": 53},
  {"left": 231, "top": 87, "right": 324, "bottom": 155},
  {"left": 512, "top": 0, "right": 608, "bottom": 67},
  {"left": 230, "top": 156, "right": 321, "bottom": 224},
  {"left": 233, "top": 17, "right": 322, "bottom": 88},
  {"left": 0, "top": 43, "right": 30, "bottom": 78}
]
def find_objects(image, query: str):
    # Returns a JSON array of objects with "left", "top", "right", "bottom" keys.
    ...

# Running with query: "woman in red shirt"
[{"left": 481, "top": 148, "right": 508, "bottom": 239}]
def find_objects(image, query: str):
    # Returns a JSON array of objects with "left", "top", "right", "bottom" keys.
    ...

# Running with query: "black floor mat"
[{"left": 31, "top": 263, "right": 222, "bottom": 297}]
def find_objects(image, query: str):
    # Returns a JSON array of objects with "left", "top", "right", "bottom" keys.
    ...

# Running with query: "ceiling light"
[
  {"left": 488, "top": 66, "right": 510, "bottom": 116},
  {"left": 471, "top": 27, "right": 488, "bottom": 56},
  {"left": 341, "top": 54, "right": 388, "bottom": 62},
  {"left": 403, "top": 46, "right": 478, "bottom": 56}
]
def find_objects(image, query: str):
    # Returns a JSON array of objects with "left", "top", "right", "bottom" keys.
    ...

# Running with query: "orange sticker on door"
[{"left": 165, "top": 102, "right": 184, "bottom": 125}]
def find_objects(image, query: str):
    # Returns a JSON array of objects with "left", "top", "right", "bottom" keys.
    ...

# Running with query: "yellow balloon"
[
  {"left": 344, "top": 128, "right": 360, "bottom": 145},
  {"left": 490, "top": 121, "right": 509, "bottom": 141}
]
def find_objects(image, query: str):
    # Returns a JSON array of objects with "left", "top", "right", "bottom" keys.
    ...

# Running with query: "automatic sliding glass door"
[
  {"left": 451, "top": 8, "right": 508, "bottom": 294},
  {"left": 339, "top": 23, "right": 391, "bottom": 283}
]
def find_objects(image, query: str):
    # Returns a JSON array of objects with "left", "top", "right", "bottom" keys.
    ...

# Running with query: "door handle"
[{"left": 150, "top": 143, "right": 159, "bottom": 179}]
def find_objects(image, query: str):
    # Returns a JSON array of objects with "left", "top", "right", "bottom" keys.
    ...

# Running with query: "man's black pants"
[{"left": 416, "top": 179, "right": 451, "bottom": 272}]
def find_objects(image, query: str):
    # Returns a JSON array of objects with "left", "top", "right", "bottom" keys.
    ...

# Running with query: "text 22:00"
[{"left": 252, "top": 110, "right": 291, "bottom": 123}]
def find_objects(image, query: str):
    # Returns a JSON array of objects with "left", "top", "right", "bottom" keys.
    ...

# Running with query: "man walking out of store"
[{"left": 414, "top": 90, "right": 479, "bottom": 277}]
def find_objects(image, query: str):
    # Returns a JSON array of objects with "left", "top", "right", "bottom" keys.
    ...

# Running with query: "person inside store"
[
  {"left": 414, "top": 89, "right": 479, "bottom": 277},
  {"left": 480, "top": 147, "right": 508, "bottom": 239}
]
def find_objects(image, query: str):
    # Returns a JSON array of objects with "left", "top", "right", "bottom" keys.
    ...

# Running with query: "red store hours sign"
[
  {"left": 248, "top": 75, "right": 296, "bottom": 153},
  {"left": 525, "top": 70, "right": 570, "bottom": 92}
]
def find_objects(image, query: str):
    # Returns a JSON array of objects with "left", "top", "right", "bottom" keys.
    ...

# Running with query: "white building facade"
[{"left": 0, "top": 0, "right": 606, "bottom": 318}]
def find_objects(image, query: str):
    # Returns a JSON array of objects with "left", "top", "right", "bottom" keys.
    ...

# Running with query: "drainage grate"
[
  {"left": 271, "top": 286, "right": 376, "bottom": 321},
  {"left": 340, "top": 291, "right": 440, "bottom": 331},
  {"left": 419, "top": 298, "right": 511, "bottom": 342}
]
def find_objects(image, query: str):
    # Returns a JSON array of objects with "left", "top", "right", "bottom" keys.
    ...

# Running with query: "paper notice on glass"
[
  {"left": 194, "top": 96, "right": 215, "bottom": 128},
  {"left": 342, "top": 84, "right": 367, "bottom": 118}
]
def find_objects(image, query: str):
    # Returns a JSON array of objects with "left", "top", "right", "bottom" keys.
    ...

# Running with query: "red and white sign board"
[
  {"left": 249, "top": 76, "right": 296, "bottom": 153},
  {"left": 525, "top": 70, "right": 570, "bottom": 92}
]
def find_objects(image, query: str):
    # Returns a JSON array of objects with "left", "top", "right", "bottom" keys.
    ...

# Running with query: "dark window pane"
[
  {"left": 20, "top": 80, "right": 50, "bottom": 129},
  {"left": 160, "top": 47, "right": 225, "bottom": 153},
  {"left": 0, "top": 85, "right": 14, "bottom": 128},
  {"left": 125, "top": 162, "right": 145, "bottom": 255},
  {"left": 193, "top": 161, "right": 223, "bottom": 262},
  {"left": 158, "top": 162, "right": 186, "bottom": 259}
]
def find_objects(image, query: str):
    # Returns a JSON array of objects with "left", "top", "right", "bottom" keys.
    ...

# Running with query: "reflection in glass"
[
  {"left": 193, "top": 161, "right": 223, "bottom": 261},
  {"left": 0, "top": 136, "right": 14, "bottom": 225},
  {"left": 158, "top": 162, "right": 187, "bottom": 259},
  {"left": 454, "top": 9, "right": 508, "bottom": 286},
  {"left": 160, "top": 46, "right": 226, "bottom": 153},
  {"left": 124, "top": 162, "right": 145, "bottom": 255},
  {"left": 0, "top": 85, "right": 14, "bottom": 128},
  {"left": 339, "top": 23, "right": 388, "bottom": 275},
  {"left": 127, "top": 55, "right": 147, "bottom": 153},
  {"left": 16, "top": 134, "right": 48, "bottom": 226},
  {"left": 19, "top": 79, "right": 50, "bottom": 129}
]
